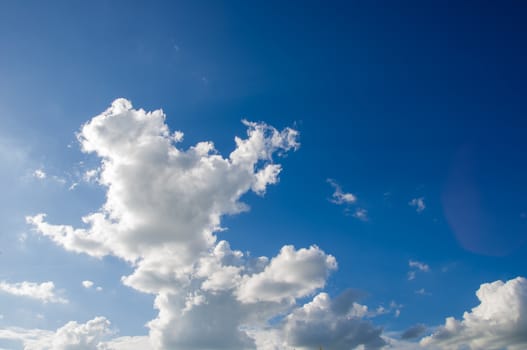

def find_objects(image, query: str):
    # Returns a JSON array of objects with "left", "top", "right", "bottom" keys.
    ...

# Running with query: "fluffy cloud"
[
  {"left": 421, "top": 276, "right": 527, "bottom": 350},
  {"left": 236, "top": 245, "right": 337, "bottom": 303},
  {"left": 0, "top": 281, "right": 67, "bottom": 304},
  {"left": 26, "top": 99, "right": 356, "bottom": 349},
  {"left": 33, "top": 169, "right": 46, "bottom": 179},
  {"left": 82, "top": 280, "right": 94, "bottom": 289},
  {"left": 27, "top": 99, "right": 299, "bottom": 265},
  {"left": 0, "top": 317, "right": 112, "bottom": 350},
  {"left": 281, "top": 292, "right": 386, "bottom": 350},
  {"left": 409, "top": 197, "right": 426, "bottom": 213}
]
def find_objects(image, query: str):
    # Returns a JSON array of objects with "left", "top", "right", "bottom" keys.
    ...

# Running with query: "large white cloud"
[
  {"left": 421, "top": 276, "right": 527, "bottom": 350},
  {"left": 26, "top": 99, "right": 355, "bottom": 349},
  {"left": 27, "top": 98, "right": 299, "bottom": 265},
  {"left": 0, "top": 280, "right": 67, "bottom": 304}
]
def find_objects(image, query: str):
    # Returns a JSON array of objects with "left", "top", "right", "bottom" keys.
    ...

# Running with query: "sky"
[{"left": 0, "top": 1, "right": 527, "bottom": 349}]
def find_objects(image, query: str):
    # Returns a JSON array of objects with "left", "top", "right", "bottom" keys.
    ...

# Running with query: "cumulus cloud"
[
  {"left": 409, "top": 197, "right": 426, "bottom": 213},
  {"left": 27, "top": 99, "right": 300, "bottom": 264},
  {"left": 327, "top": 179, "right": 356, "bottom": 205},
  {"left": 26, "top": 99, "right": 360, "bottom": 349},
  {"left": 421, "top": 276, "right": 527, "bottom": 350},
  {"left": 0, "top": 281, "right": 67, "bottom": 304},
  {"left": 237, "top": 245, "right": 337, "bottom": 303},
  {"left": 281, "top": 292, "right": 386, "bottom": 350},
  {"left": 0, "top": 317, "right": 113, "bottom": 350}
]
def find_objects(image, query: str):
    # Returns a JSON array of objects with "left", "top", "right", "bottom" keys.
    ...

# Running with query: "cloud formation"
[
  {"left": 27, "top": 99, "right": 381, "bottom": 349},
  {"left": 421, "top": 276, "right": 527, "bottom": 350},
  {"left": 0, "top": 317, "right": 112, "bottom": 350},
  {"left": 0, "top": 280, "right": 67, "bottom": 304},
  {"left": 327, "top": 179, "right": 356, "bottom": 205},
  {"left": 409, "top": 197, "right": 426, "bottom": 213},
  {"left": 408, "top": 260, "right": 430, "bottom": 280}
]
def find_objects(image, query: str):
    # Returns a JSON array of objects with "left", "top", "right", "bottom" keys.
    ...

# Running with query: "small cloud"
[
  {"left": 327, "top": 179, "right": 356, "bottom": 205},
  {"left": 394, "top": 309, "right": 401, "bottom": 318},
  {"left": 409, "top": 197, "right": 426, "bottom": 213},
  {"left": 33, "top": 169, "right": 46, "bottom": 179},
  {"left": 409, "top": 260, "right": 430, "bottom": 272},
  {"left": 353, "top": 208, "right": 368, "bottom": 221},
  {"left": 84, "top": 169, "right": 98, "bottom": 182},
  {"left": 401, "top": 324, "right": 427, "bottom": 340},
  {"left": 82, "top": 280, "right": 102, "bottom": 291},
  {"left": 82, "top": 280, "right": 94, "bottom": 289},
  {"left": 407, "top": 271, "right": 416, "bottom": 281},
  {"left": 36, "top": 313, "right": 45, "bottom": 320},
  {"left": 415, "top": 288, "right": 431, "bottom": 296},
  {"left": 408, "top": 260, "right": 430, "bottom": 280},
  {"left": 173, "top": 131, "right": 184, "bottom": 143},
  {"left": 18, "top": 232, "right": 28, "bottom": 244},
  {"left": 0, "top": 314, "right": 4, "bottom": 319}
]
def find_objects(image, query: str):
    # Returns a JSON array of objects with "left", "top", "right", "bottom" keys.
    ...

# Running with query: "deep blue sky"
[{"left": 1, "top": 0, "right": 526, "bottom": 347}]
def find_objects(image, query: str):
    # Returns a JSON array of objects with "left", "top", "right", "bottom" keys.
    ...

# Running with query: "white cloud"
[
  {"left": 353, "top": 208, "right": 368, "bottom": 221},
  {"left": 28, "top": 99, "right": 300, "bottom": 264},
  {"left": 236, "top": 245, "right": 337, "bottom": 303},
  {"left": 84, "top": 169, "right": 99, "bottom": 182},
  {"left": 409, "top": 260, "right": 430, "bottom": 272},
  {"left": 421, "top": 276, "right": 527, "bottom": 350},
  {"left": 0, "top": 317, "right": 113, "bottom": 350},
  {"left": 33, "top": 169, "right": 46, "bottom": 179},
  {"left": 28, "top": 99, "right": 347, "bottom": 349},
  {"left": 408, "top": 260, "right": 430, "bottom": 280},
  {"left": 82, "top": 280, "right": 94, "bottom": 288},
  {"left": 327, "top": 179, "right": 356, "bottom": 205},
  {"left": 409, "top": 197, "right": 426, "bottom": 213},
  {"left": 0, "top": 281, "right": 67, "bottom": 304}
]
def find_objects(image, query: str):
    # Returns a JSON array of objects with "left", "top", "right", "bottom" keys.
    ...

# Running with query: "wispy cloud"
[
  {"left": 409, "top": 260, "right": 430, "bottom": 272},
  {"left": 409, "top": 197, "right": 426, "bottom": 213},
  {"left": 353, "top": 208, "right": 369, "bottom": 221},
  {"left": 408, "top": 260, "right": 430, "bottom": 280},
  {"left": 327, "top": 179, "right": 356, "bottom": 205},
  {"left": 0, "top": 281, "right": 67, "bottom": 304}
]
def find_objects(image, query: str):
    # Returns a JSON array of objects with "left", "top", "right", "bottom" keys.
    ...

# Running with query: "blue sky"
[{"left": 1, "top": 1, "right": 527, "bottom": 349}]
